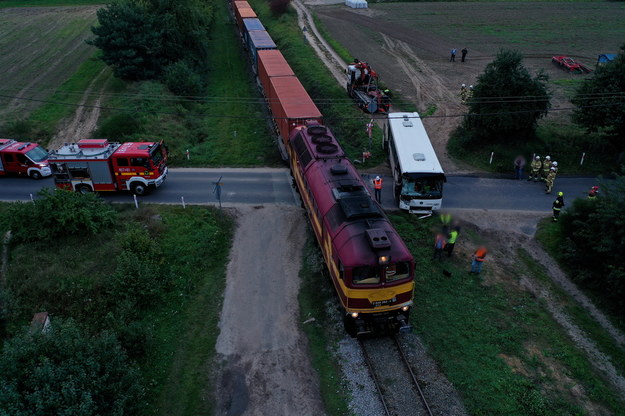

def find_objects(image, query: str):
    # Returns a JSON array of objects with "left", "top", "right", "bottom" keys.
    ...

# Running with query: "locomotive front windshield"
[
  {"left": 26, "top": 146, "right": 48, "bottom": 163},
  {"left": 352, "top": 261, "right": 411, "bottom": 285}
]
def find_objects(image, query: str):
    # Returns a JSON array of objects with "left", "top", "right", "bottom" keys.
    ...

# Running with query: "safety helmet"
[
  {"left": 545, "top": 155, "right": 551, "bottom": 160},
  {"left": 535, "top": 155, "right": 540, "bottom": 159},
  {"left": 469, "top": 85, "right": 473, "bottom": 89},
  {"left": 550, "top": 167, "right": 556, "bottom": 171},
  {"left": 461, "top": 83, "right": 466, "bottom": 87},
  {"left": 375, "top": 176, "right": 380, "bottom": 180},
  {"left": 558, "top": 192, "right": 564, "bottom": 197},
  {"left": 552, "top": 161, "right": 558, "bottom": 166},
  {"left": 592, "top": 186, "right": 599, "bottom": 191}
]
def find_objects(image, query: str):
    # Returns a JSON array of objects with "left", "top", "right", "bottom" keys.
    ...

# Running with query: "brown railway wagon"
[
  {"left": 234, "top": 4, "right": 256, "bottom": 32},
  {"left": 266, "top": 76, "right": 323, "bottom": 146},
  {"left": 257, "top": 50, "right": 295, "bottom": 92}
]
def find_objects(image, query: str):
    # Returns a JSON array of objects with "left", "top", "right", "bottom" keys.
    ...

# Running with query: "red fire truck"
[
  {"left": 0, "top": 139, "right": 51, "bottom": 179},
  {"left": 47, "top": 139, "right": 168, "bottom": 195}
]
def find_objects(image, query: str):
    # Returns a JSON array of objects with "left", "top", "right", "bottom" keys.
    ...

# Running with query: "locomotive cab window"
[
  {"left": 384, "top": 262, "right": 410, "bottom": 283},
  {"left": 352, "top": 266, "right": 380, "bottom": 285}
]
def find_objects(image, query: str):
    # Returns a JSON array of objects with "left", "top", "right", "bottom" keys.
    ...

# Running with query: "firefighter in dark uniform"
[{"left": 552, "top": 192, "right": 565, "bottom": 222}]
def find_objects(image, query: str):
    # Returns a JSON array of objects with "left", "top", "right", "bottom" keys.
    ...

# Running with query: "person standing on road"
[
  {"left": 373, "top": 175, "right": 383, "bottom": 203},
  {"left": 513, "top": 154, "right": 526, "bottom": 180},
  {"left": 460, "top": 84, "right": 468, "bottom": 103},
  {"left": 450, "top": 48, "right": 457, "bottom": 62},
  {"left": 461, "top": 47, "right": 468, "bottom": 62},
  {"left": 528, "top": 155, "right": 542, "bottom": 182},
  {"left": 541, "top": 155, "right": 552, "bottom": 182},
  {"left": 552, "top": 192, "right": 565, "bottom": 222},
  {"left": 545, "top": 167, "right": 557, "bottom": 194},
  {"left": 446, "top": 227, "right": 460, "bottom": 257},
  {"left": 470, "top": 246, "right": 488, "bottom": 274},
  {"left": 433, "top": 233, "right": 447, "bottom": 261}
]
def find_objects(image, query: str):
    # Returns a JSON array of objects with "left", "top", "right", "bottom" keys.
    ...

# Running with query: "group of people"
[
  {"left": 450, "top": 48, "right": 468, "bottom": 62},
  {"left": 514, "top": 154, "right": 559, "bottom": 194},
  {"left": 432, "top": 212, "right": 489, "bottom": 274},
  {"left": 460, "top": 84, "right": 473, "bottom": 104}
]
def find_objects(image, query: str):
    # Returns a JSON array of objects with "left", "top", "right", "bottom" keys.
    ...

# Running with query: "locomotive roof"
[{"left": 295, "top": 125, "right": 413, "bottom": 267}]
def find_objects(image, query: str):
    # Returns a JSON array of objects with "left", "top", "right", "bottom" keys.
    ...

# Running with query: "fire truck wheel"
[
  {"left": 30, "top": 171, "right": 42, "bottom": 180},
  {"left": 76, "top": 184, "right": 92, "bottom": 194},
  {"left": 131, "top": 183, "right": 148, "bottom": 196}
]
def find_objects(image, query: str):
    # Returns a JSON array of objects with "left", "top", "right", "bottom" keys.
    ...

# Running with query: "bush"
[
  {"left": 164, "top": 60, "right": 205, "bottom": 96},
  {"left": 0, "top": 189, "right": 116, "bottom": 243},
  {"left": 107, "top": 223, "right": 170, "bottom": 308},
  {"left": 93, "top": 112, "right": 142, "bottom": 140},
  {"left": 559, "top": 175, "right": 625, "bottom": 314},
  {"left": 0, "top": 319, "right": 144, "bottom": 416}
]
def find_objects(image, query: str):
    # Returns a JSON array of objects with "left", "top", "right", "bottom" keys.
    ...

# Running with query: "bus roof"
[{"left": 387, "top": 112, "right": 444, "bottom": 176}]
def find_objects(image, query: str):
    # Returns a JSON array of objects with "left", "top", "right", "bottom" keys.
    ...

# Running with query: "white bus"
[{"left": 383, "top": 112, "right": 446, "bottom": 215}]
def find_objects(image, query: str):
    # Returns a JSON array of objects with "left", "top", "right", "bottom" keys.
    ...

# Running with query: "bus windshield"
[
  {"left": 401, "top": 175, "right": 443, "bottom": 199},
  {"left": 26, "top": 146, "right": 48, "bottom": 163}
]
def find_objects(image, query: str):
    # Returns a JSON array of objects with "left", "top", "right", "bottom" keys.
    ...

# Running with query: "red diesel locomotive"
[{"left": 231, "top": 0, "right": 415, "bottom": 336}]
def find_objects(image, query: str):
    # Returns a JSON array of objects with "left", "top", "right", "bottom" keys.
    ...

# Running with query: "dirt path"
[
  {"left": 48, "top": 66, "right": 112, "bottom": 149},
  {"left": 213, "top": 206, "right": 325, "bottom": 416}
]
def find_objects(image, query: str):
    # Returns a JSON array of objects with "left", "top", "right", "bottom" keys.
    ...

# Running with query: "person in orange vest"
[
  {"left": 470, "top": 246, "right": 488, "bottom": 274},
  {"left": 433, "top": 233, "right": 447, "bottom": 261},
  {"left": 373, "top": 175, "right": 383, "bottom": 203}
]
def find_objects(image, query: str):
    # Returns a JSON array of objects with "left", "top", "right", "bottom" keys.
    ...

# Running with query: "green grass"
[
  {"left": 0, "top": 0, "right": 104, "bottom": 7},
  {"left": 300, "top": 211, "right": 625, "bottom": 414},
  {"left": 25, "top": 56, "right": 111, "bottom": 144},
  {"left": 448, "top": 121, "right": 611, "bottom": 177},
  {"left": 393, "top": 213, "right": 624, "bottom": 415},
  {"left": 298, "top": 238, "right": 351, "bottom": 416},
  {"left": 2, "top": 203, "right": 234, "bottom": 416}
]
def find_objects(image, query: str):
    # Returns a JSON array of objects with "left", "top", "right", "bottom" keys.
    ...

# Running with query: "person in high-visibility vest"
[
  {"left": 470, "top": 246, "right": 488, "bottom": 274},
  {"left": 373, "top": 175, "right": 383, "bottom": 203},
  {"left": 446, "top": 227, "right": 460, "bottom": 257}
]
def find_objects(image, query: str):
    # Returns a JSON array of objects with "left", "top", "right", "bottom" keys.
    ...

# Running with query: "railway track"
[{"left": 359, "top": 335, "right": 434, "bottom": 416}]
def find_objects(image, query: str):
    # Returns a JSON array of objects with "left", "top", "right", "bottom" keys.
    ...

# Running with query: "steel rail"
[
  {"left": 393, "top": 334, "right": 434, "bottom": 416},
  {"left": 358, "top": 338, "right": 391, "bottom": 416}
]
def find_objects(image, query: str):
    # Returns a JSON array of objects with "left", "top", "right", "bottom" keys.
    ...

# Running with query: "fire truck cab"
[
  {"left": 0, "top": 139, "right": 51, "bottom": 179},
  {"left": 47, "top": 139, "right": 168, "bottom": 195}
]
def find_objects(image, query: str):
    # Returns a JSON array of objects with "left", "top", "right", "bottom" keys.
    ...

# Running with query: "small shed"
[{"left": 30, "top": 312, "right": 51, "bottom": 334}]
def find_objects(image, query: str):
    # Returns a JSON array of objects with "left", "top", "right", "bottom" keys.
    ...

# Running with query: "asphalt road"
[{"left": 0, "top": 168, "right": 601, "bottom": 213}]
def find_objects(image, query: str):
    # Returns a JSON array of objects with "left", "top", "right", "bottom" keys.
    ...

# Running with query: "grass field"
[{"left": 1, "top": 202, "right": 234, "bottom": 416}]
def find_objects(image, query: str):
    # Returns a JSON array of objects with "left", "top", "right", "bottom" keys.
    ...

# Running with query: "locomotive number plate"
[{"left": 371, "top": 297, "right": 396, "bottom": 307}]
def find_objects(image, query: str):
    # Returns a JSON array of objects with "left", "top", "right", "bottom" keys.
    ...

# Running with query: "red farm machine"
[{"left": 346, "top": 60, "right": 391, "bottom": 113}]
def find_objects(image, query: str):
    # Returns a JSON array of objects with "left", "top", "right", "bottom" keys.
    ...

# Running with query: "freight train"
[{"left": 230, "top": 0, "right": 414, "bottom": 336}]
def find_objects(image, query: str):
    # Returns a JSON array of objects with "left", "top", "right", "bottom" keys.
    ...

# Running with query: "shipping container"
[
  {"left": 267, "top": 76, "right": 322, "bottom": 146},
  {"left": 235, "top": 8, "right": 257, "bottom": 32},
  {"left": 242, "top": 18, "right": 266, "bottom": 53},
  {"left": 257, "top": 50, "right": 295, "bottom": 94},
  {"left": 247, "top": 30, "right": 277, "bottom": 71}
]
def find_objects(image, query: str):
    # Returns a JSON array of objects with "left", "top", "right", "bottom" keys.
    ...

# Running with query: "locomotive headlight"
[
  {"left": 351, "top": 312, "right": 359, "bottom": 319},
  {"left": 401, "top": 306, "right": 410, "bottom": 312},
  {"left": 378, "top": 255, "right": 391, "bottom": 265}
]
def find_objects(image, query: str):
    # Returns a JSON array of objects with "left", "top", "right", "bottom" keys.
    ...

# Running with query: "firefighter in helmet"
[
  {"left": 541, "top": 155, "right": 552, "bottom": 182},
  {"left": 528, "top": 155, "right": 542, "bottom": 182},
  {"left": 460, "top": 84, "right": 468, "bottom": 104},
  {"left": 545, "top": 166, "right": 557, "bottom": 194},
  {"left": 551, "top": 161, "right": 558, "bottom": 174}
]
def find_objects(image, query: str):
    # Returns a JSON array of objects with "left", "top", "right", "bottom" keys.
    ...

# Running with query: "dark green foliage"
[
  {"left": 108, "top": 223, "right": 170, "bottom": 308},
  {"left": 0, "top": 319, "right": 144, "bottom": 416},
  {"left": 88, "top": 0, "right": 212, "bottom": 85},
  {"left": 164, "top": 60, "right": 205, "bottom": 96},
  {"left": 571, "top": 44, "right": 625, "bottom": 152},
  {"left": 464, "top": 49, "right": 551, "bottom": 143},
  {"left": 0, "top": 189, "right": 116, "bottom": 243},
  {"left": 93, "top": 112, "right": 142, "bottom": 140},
  {"left": 558, "top": 175, "right": 625, "bottom": 314},
  {"left": 269, "top": 0, "right": 291, "bottom": 14}
]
